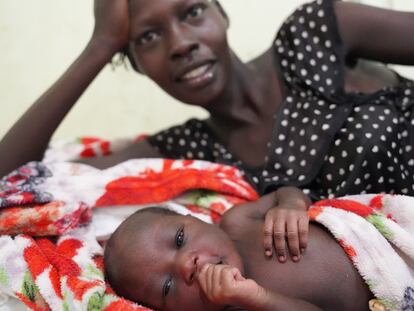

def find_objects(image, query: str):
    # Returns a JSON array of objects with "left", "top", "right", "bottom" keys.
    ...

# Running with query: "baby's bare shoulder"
[{"left": 219, "top": 206, "right": 253, "bottom": 238}]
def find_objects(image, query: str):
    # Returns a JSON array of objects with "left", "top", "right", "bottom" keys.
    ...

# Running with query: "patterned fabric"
[
  {"left": 1, "top": 136, "right": 414, "bottom": 309},
  {"left": 0, "top": 227, "right": 147, "bottom": 311},
  {"left": 0, "top": 162, "right": 53, "bottom": 208},
  {"left": 42, "top": 135, "right": 147, "bottom": 164},
  {"left": 310, "top": 194, "right": 414, "bottom": 311},
  {"left": 0, "top": 157, "right": 258, "bottom": 310},
  {"left": 147, "top": 0, "right": 414, "bottom": 201},
  {"left": 0, "top": 159, "right": 258, "bottom": 236}
]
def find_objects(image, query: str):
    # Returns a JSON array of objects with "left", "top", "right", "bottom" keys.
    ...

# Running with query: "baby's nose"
[{"left": 178, "top": 252, "right": 199, "bottom": 285}]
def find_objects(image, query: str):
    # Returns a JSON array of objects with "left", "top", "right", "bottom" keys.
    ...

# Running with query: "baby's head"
[{"left": 104, "top": 207, "right": 243, "bottom": 311}]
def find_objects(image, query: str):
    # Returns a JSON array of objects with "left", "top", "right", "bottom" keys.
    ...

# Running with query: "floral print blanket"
[
  {"left": 0, "top": 154, "right": 258, "bottom": 310},
  {"left": 310, "top": 195, "right": 414, "bottom": 311},
  {"left": 0, "top": 136, "right": 413, "bottom": 310},
  {"left": 0, "top": 159, "right": 257, "bottom": 236}
]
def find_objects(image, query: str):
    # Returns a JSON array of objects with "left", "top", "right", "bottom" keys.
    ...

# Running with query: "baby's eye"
[
  {"left": 163, "top": 277, "right": 172, "bottom": 297},
  {"left": 175, "top": 226, "right": 185, "bottom": 248},
  {"left": 137, "top": 31, "right": 159, "bottom": 46},
  {"left": 185, "top": 3, "right": 207, "bottom": 20}
]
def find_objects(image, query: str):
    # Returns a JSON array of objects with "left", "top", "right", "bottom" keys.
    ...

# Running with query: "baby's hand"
[
  {"left": 197, "top": 263, "right": 264, "bottom": 308},
  {"left": 263, "top": 199, "right": 309, "bottom": 263}
]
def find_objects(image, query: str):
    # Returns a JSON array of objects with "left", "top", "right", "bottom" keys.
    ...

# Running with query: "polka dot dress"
[{"left": 148, "top": 0, "right": 414, "bottom": 200}]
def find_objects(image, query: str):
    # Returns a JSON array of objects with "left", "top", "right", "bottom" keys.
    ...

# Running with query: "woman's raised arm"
[
  {"left": 0, "top": 0, "right": 160, "bottom": 177},
  {"left": 335, "top": 1, "right": 414, "bottom": 65}
]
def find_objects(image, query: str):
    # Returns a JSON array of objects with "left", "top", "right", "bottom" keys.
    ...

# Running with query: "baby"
[{"left": 104, "top": 187, "right": 373, "bottom": 311}]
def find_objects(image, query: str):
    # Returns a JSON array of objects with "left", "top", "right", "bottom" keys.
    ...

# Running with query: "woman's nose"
[
  {"left": 168, "top": 24, "right": 199, "bottom": 61},
  {"left": 176, "top": 251, "right": 199, "bottom": 285}
]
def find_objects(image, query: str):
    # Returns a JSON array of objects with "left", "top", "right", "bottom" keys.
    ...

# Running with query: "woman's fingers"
[{"left": 93, "top": 0, "right": 130, "bottom": 51}]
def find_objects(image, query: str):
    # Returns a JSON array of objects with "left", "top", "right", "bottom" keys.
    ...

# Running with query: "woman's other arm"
[
  {"left": 335, "top": 1, "right": 414, "bottom": 65},
  {"left": 0, "top": 41, "right": 112, "bottom": 177},
  {"left": 0, "top": 0, "right": 160, "bottom": 177}
]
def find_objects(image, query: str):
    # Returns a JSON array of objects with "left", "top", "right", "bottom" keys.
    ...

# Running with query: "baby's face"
[{"left": 120, "top": 212, "right": 243, "bottom": 311}]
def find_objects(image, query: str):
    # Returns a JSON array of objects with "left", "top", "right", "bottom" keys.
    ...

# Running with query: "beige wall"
[{"left": 0, "top": 0, "right": 413, "bottom": 140}]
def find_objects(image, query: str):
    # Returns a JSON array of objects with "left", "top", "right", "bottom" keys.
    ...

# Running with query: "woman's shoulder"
[{"left": 274, "top": 0, "right": 341, "bottom": 48}]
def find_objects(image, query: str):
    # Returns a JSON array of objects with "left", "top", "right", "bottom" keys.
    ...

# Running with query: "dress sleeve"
[{"left": 274, "top": 0, "right": 346, "bottom": 98}]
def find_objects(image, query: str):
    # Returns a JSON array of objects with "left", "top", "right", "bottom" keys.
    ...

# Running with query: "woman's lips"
[{"left": 177, "top": 62, "right": 215, "bottom": 89}]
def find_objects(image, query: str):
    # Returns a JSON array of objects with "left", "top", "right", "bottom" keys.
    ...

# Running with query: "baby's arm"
[
  {"left": 221, "top": 187, "right": 311, "bottom": 262},
  {"left": 198, "top": 263, "right": 322, "bottom": 311}
]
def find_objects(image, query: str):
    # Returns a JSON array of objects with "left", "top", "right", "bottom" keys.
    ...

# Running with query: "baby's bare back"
[{"left": 232, "top": 220, "right": 373, "bottom": 311}]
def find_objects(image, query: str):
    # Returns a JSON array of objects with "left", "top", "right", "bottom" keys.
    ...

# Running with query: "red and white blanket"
[
  {"left": 0, "top": 137, "right": 413, "bottom": 311},
  {"left": 311, "top": 195, "right": 414, "bottom": 311},
  {"left": 0, "top": 156, "right": 258, "bottom": 310}
]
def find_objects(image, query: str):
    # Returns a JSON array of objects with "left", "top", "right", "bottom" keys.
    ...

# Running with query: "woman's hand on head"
[
  {"left": 92, "top": 0, "right": 130, "bottom": 54},
  {"left": 197, "top": 264, "right": 265, "bottom": 309},
  {"left": 263, "top": 187, "right": 311, "bottom": 263}
]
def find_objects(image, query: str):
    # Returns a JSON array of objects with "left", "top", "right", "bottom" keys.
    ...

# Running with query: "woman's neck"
[
  {"left": 207, "top": 55, "right": 263, "bottom": 125},
  {"left": 207, "top": 50, "right": 282, "bottom": 130}
]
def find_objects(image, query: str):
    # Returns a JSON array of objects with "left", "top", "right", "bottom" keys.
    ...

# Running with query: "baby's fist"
[{"left": 197, "top": 264, "right": 264, "bottom": 308}]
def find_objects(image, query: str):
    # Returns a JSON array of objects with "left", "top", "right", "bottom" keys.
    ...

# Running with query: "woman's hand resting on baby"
[
  {"left": 92, "top": 0, "right": 130, "bottom": 54},
  {"left": 197, "top": 263, "right": 267, "bottom": 310},
  {"left": 263, "top": 187, "right": 311, "bottom": 263}
]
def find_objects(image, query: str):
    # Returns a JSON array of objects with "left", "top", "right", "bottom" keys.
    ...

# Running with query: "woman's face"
[
  {"left": 121, "top": 213, "right": 243, "bottom": 311},
  {"left": 128, "top": 0, "right": 232, "bottom": 107}
]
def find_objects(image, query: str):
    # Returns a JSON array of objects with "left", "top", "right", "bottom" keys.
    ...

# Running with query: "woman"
[{"left": 0, "top": 0, "right": 413, "bottom": 216}]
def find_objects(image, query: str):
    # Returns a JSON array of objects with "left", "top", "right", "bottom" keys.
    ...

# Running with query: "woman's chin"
[{"left": 171, "top": 68, "right": 227, "bottom": 108}]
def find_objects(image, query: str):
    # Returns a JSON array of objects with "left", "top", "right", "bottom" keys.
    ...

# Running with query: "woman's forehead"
[
  {"left": 129, "top": 0, "right": 212, "bottom": 19},
  {"left": 130, "top": 0, "right": 213, "bottom": 6},
  {"left": 130, "top": 0, "right": 208, "bottom": 11}
]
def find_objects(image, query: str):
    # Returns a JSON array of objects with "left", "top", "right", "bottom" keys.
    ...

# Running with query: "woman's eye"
[
  {"left": 163, "top": 278, "right": 172, "bottom": 297},
  {"left": 138, "top": 31, "right": 159, "bottom": 45},
  {"left": 186, "top": 4, "right": 206, "bottom": 20},
  {"left": 175, "top": 226, "right": 185, "bottom": 248}
]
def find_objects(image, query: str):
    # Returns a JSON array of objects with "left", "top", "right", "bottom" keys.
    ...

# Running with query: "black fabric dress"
[{"left": 147, "top": 0, "right": 414, "bottom": 201}]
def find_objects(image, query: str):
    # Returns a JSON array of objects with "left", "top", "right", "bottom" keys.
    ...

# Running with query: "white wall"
[
  {"left": 0, "top": 0, "right": 413, "bottom": 140},
  {"left": 0, "top": 0, "right": 306, "bottom": 140}
]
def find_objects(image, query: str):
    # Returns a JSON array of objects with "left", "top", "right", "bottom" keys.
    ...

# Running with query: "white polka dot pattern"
[{"left": 148, "top": 0, "right": 414, "bottom": 200}]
